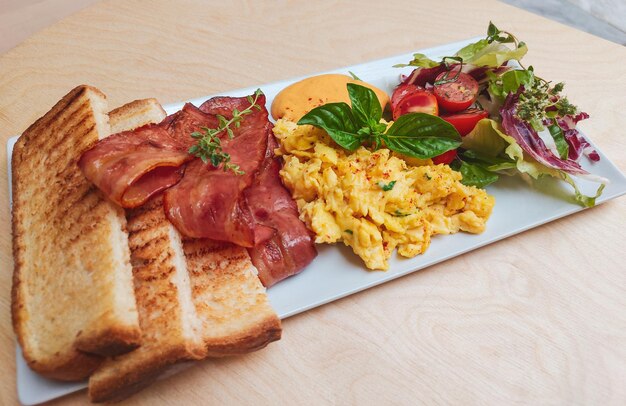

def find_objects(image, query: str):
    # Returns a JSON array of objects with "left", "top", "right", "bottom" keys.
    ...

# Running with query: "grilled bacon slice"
[
  {"left": 245, "top": 133, "right": 317, "bottom": 286},
  {"left": 79, "top": 124, "right": 192, "bottom": 207},
  {"left": 79, "top": 94, "right": 316, "bottom": 285}
]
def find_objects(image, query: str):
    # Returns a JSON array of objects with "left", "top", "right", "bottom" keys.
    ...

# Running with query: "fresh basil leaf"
[
  {"left": 393, "top": 53, "right": 440, "bottom": 68},
  {"left": 455, "top": 160, "right": 499, "bottom": 188},
  {"left": 548, "top": 124, "right": 569, "bottom": 159},
  {"left": 298, "top": 102, "right": 361, "bottom": 151},
  {"left": 384, "top": 113, "right": 461, "bottom": 159},
  {"left": 347, "top": 83, "right": 382, "bottom": 127}
]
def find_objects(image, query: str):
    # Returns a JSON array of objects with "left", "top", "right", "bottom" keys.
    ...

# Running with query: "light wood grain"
[
  {"left": 0, "top": 0, "right": 100, "bottom": 54},
  {"left": 1, "top": 1, "right": 625, "bottom": 405}
]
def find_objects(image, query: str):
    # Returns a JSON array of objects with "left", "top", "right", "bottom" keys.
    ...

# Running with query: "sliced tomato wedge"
[
  {"left": 432, "top": 149, "right": 457, "bottom": 165},
  {"left": 433, "top": 70, "right": 479, "bottom": 113},
  {"left": 441, "top": 109, "right": 489, "bottom": 136},
  {"left": 391, "top": 88, "right": 438, "bottom": 120}
]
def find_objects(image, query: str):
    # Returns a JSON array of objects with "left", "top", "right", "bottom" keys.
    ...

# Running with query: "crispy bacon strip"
[
  {"left": 78, "top": 124, "right": 193, "bottom": 207},
  {"left": 245, "top": 134, "right": 317, "bottom": 286},
  {"left": 163, "top": 97, "right": 273, "bottom": 245}
]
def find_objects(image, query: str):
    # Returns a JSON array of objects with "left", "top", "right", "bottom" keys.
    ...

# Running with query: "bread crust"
[
  {"left": 11, "top": 85, "right": 141, "bottom": 380},
  {"left": 88, "top": 344, "right": 201, "bottom": 403},
  {"left": 204, "top": 314, "right": 282, "bottom": 357}
]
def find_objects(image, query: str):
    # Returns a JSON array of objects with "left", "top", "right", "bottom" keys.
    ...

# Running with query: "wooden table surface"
[{"left": 1, "top": 0, "right": 625, "bottom": 404}]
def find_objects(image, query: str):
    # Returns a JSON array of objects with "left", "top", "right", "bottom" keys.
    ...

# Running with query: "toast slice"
[
  {"left": 11, "top": 86, "right": 141, "bottom": 380},
  {"left": 88, "top": 99, "right": 281, "bottom": 403},
  {"left": 88, "top": 195, "right": 207, "bottom": 403},
  {"left": 88, "top": 100, "right": 206, "bottom": 402},
  {"left": 108, "top": 98, "right": 166, "bottom": 134},
  {"left": 184, "top": 238, "right": 282, "bottom": 356}
]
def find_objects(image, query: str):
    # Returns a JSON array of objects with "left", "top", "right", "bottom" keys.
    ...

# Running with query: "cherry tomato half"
[
  {"left": 391, "top": 84, "right": 420, "bottom": 111},
  {"left": 433, "top": 71, "right": 479, "bottom": 113},
  {"left": 440, "top": 109, "right": 489, "bottom": 136},
  {"left": 432, "top": 149, "right": 458, "bottom": 165},
  {"left": 391, "top": 89, "right": 438, "bottom": 120}
]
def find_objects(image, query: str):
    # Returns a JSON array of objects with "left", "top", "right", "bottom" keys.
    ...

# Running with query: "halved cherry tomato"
[
  {"left": 391, "top": 89, "right": 438, "bottom": 120},
  {"left": 432, "top": 149, "right": 457, "bottom": 165},
  {"left": 441, "top": 109, "right": 489, "bottom": 136},
  {"left": 433, "top": 70, "right": 479, "bottom": 113},
  {"left": 391, "top": 83, "right": 420, "bottom": 110}
]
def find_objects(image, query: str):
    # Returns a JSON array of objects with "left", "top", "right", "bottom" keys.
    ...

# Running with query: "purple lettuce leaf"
[
  {"left": 500, "top": 90, "right": 589, "bottom": 175},
  {"left": 400, "top": 65, "right": 447, "bottom": 87},
  {"left": 556, "top": 113, "right": 600, "bottom": 162}
]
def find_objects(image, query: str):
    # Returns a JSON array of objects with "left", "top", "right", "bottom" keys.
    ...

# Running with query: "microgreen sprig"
[
  {"left": 188, "top": 88, "right": 263, "bottom": 174},
  {"left": 487, "top": 21, "right": 524, "bottom": 49},
  {"left": 433, "top": 56, "right": 465, "bottom": 86}
]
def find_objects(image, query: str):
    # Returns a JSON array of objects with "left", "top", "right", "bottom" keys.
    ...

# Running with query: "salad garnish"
[{"left": 395, "top": 22, "right": 606, "bottom": 207}]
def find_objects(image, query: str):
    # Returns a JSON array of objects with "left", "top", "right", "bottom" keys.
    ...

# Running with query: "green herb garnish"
[
  {"left": 451, "top": 158, "right": 499, "bottom": 188},
  {"left": 297, "top": 83, "right": 461, "bottom": 159},
  {"left": 348, "top": 71, "right": 362, "bottom": 81},
  {"left": 488, "top": 67, "right": 579, "bottom": 135},
  {"left": 378, "top": 180, "right": 396, "bottom": 191},
  {"left": 188, "top": 88, "right": 263, "bottom": 174}
]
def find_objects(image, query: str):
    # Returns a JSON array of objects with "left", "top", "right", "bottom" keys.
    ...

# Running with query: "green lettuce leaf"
[
  {"left": 463, "top": 118, "right": 604, "bottom": 207},
  {"left": 461, "top": 119, "right": 507, "bottom": 156},
  {"left": 393, "top": 53, "right": 440, "bottom": 68},
  {"left": 455, "top": 40, "right": 528, "bottom": 68}
]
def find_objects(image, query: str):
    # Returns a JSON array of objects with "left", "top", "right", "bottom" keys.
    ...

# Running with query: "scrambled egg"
[{"left": 273, "top": 119, "right": 495, "bottom": 270}]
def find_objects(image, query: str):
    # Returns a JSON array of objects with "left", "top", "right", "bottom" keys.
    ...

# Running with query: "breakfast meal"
[{"left": 10, "top": 22, "right": 606, "bottom": 403}]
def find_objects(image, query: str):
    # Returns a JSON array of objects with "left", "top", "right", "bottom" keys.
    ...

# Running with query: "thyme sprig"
[{"left": 188, "top": 89, "right": 263, "bottom": 174}]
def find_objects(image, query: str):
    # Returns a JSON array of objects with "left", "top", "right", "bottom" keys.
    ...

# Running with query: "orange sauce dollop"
[{"left": 271, "top": 74, "right": 390, "bottom": 121}]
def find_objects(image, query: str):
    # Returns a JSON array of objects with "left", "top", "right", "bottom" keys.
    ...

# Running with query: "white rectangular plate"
[{"left": 8, "top": 37, "right": 626, "bottom": 405}]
